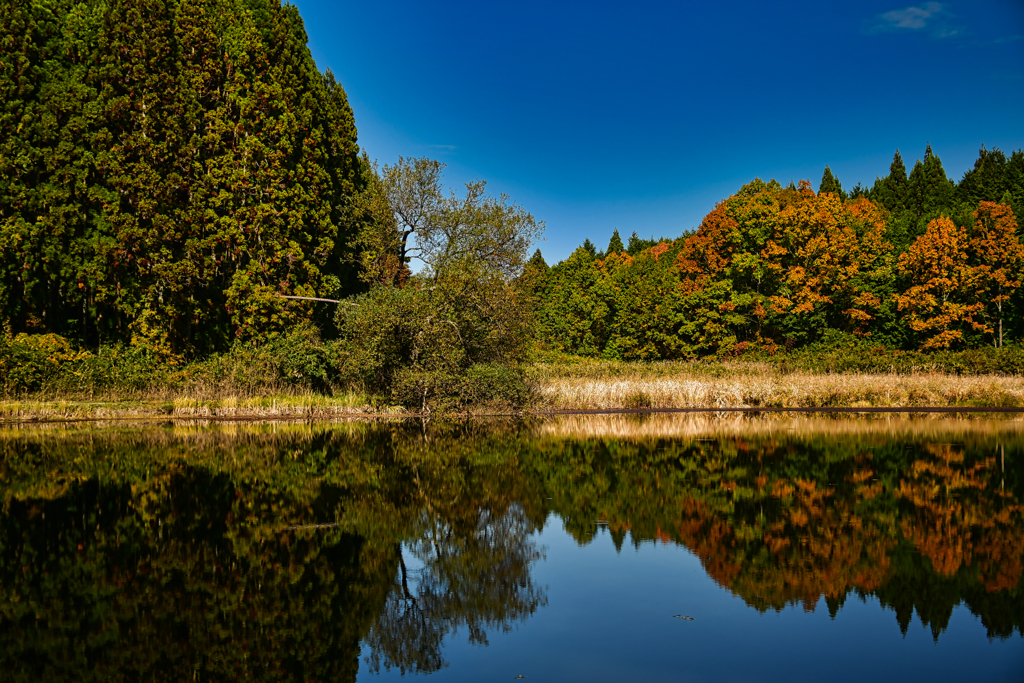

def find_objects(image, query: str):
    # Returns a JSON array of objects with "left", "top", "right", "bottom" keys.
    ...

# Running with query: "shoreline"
[
  {"left": 3, "top": 402, "right": 1024, "bottom": 426},
  {"left": 4, "top": 365, "right": 1024, "bottom": 424}
]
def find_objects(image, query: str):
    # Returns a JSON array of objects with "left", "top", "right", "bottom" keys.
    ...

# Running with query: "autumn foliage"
[{"left": 536, "top": 147, "right": 1024, "bottom": 357}]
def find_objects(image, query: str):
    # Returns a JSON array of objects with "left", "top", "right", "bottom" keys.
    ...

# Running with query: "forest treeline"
[
  {"left": 530, "top": 145, "right": 1024, "bottom": 359},
  {"left": 3, "top": 0, "right": 1024, "bottom": 407}
]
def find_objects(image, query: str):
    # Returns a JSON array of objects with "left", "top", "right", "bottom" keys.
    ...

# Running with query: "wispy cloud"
[
  {"left": 868, "top": 3, "right": 960, "bottom": 37},
  {"left": 424, "top": 144, "right": 457, "bottom": 152}
]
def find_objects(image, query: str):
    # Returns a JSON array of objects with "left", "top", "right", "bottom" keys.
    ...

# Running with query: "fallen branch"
[{"left": 278, "top": 295, "right": 341, "bottom": 304}]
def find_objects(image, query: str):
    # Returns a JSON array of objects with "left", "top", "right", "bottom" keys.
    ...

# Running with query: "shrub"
[
  {"left": 195, "top": 324, "right": 338, "bottom": 394},
  {"left": 0, "top": 334, "right": 90, "bottom": 395},
  {"left": 52, "top": 345, "right": 169, "bottom": 395},
  {"left": 335, "top": 280, "right": 533, "bottom": 412},
  {"left": 462, "top": 364, "right": 531, "bottom": 409},
  {"left": 763, "top": 332, "right": 1024, "bottom": 375}
]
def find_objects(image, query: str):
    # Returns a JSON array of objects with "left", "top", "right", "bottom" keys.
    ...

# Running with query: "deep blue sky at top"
[{"left": 292, "top": 0, "right": 1024, "bottom": 263}]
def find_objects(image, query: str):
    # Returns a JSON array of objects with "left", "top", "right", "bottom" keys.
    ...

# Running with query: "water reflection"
[{"left": 0, "top": 417, "right": 1022, "bottom": 680}]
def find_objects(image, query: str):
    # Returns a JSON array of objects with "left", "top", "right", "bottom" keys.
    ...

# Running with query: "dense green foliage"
[
  {"left": 535, "top": 145, "right": 1024, "bottom": 360},
  {"left": 0, "top": 324, "right": 341, "bottom": 396},
  {"left": 0, "top": 0, "right": 364, "bottom": 357}
]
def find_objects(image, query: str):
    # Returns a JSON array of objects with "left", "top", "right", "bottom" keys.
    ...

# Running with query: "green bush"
[
  {"left": 462, "top": 363, "right": 532, "bottom": 408},
  {"left": 334, "top": 286, "right": 426, "bottom": 391},
  {"left": 335, "top": 280, "right": 534, "bottom": 412},
  {"left": 194, "top": 324, "right": 339, "bottom": 394},
  {"left": 391, "top": 363, "right": 530, "bottom": 414},
  {"left": 0, "top": 334, "right": 90, "bottom": 395},
  {"left": 0, "top": 326, "right": 342, "bottom": 399},
  {"left": 760, "top": 331, "right": 1024, "bottom": 375}
]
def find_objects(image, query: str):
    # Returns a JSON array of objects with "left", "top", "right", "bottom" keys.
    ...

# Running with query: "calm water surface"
[{"left": 1, "top": 415, "right": 1022, "bottom": 682}]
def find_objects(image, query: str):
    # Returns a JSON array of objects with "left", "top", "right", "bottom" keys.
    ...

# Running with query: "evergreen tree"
[
  {"left": 517, "top": 248, "right": 550, "bottom": 306},
  {"left": 582, "top": 239, "right": 597, "bottom": 258},
  {"left": 606, "top": 228, "right": 625, "bottom": 255},
  {"left": 907, "top": 144, "right": 955, "bottom": 220},
  {"left": 0, "top": 0, "right": 365, "bottom": 355},
  {"left": 535, "top": 247, "right": 610, "bottom": 356},
  {"left": 873, "top": 150, "right": 908, "bottom": 215},
  {"left": 627, "top": 231, "right": 655, "bottom": 255},
  {"left": 819, "top": 165, "right": 846, "bottom": 199},
  {"left": 957, "top": 146, "right": 1009, "bottom": 206},
  {"left": 525, "top": 249, "right": 548, "bottom": 273},
  {"left": 1005, "top": 151, "right": 1024, "bottom": 220}
]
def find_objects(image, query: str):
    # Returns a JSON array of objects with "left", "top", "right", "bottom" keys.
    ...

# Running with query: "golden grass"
[
  {"left": 0, "top": 391, "right": 375, "bottom": 423},
  {"left": 5, "top": 358, "right": 1024, "bottom": 423},
  {"left": 531, "top": 369, "right": 1024, "bottom": 410}
]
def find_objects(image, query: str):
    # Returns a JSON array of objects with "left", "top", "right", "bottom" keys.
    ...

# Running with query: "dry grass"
[
  {"left": 0, "top": 391, "right": 382, "bottom": 423},
  {"left": 530, "top": 363, "right": 1024, "bottom": 410},
  {"left": 6, "top": 358, "right": 1024, "bottom": 424}
]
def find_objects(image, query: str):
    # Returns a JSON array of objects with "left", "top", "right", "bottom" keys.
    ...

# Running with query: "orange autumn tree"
[
  {"left": 895, "top": 216, "right": 987, "bottom": 349},
  {"left": 771, "top": 191, "right": 893, "bottom": 338},
  {"left": 675, "top": 179, "right": 895, "bottom": 350},
  {"left": 968, "top": 202, "right": 1024, "bottom": 348}
]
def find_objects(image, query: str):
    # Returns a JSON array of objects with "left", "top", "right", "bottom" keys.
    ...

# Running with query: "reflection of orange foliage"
[
  {"left": 848, "top": 469, "right": 874, "bottom": 484},
  {"left": 645, "top": 440, "right": 1023, "bottom": 616},
  {"left": 673, "top": 477, "right": 893, "bottom": 612},
  {"left": 898, "top": 444, "right": 1024, "bottom": 588},
  {"left": 975, "top": 493, "right": 1024, "bottom": 591},
  {"left": 676, "top": 499, "right": 742, "bottom": 588}
]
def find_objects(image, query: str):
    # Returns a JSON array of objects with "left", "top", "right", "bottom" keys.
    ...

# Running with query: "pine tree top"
[
  {"left": 819, "top": 165, "right": 845, "bottom": 199},
  {"left": 606, "top": 229, "right": 625, "bottom": 255}
]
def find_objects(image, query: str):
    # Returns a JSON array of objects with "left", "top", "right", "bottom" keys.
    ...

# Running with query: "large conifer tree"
[
  {"left": 0, "top": 0, "right": 365, "bottom": 355},
  {"left": 872, "top": 150, "right": 908, "bottom": 215},
  {"left": 606, "top": 228, "right": 624, "bottom": 255},
  {"left": 957, "top": 146, "right": 1010, "bottom": 206},
  {"left": 818, "top": 165, "right": 846, "bottom": 199},
  {"left": 906, "top": 144, "right": 955, "bottom": 220}
]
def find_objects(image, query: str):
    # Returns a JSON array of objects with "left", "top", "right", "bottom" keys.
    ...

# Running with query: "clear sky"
[{"left": 292, "top": 0, "right": 1024, "bottom": 264}]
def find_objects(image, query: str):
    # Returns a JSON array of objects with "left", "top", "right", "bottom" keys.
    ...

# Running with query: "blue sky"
[{"left": 293, "top": 0, "right": 1024, "bottom": 263}]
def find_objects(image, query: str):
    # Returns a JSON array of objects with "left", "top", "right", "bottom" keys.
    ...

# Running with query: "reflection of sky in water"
[{"left": 362, "top": 515, "right": 1024, "bottom": 683}]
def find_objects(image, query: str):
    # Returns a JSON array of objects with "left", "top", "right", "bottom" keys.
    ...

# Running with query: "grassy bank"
[
  {"left": 4, "top": 332, "right": 1024, "bottom": 422},
  {"left": 4, "top": 361, "right": 1024, "bottom": 423},
  {"left": 0, "top": 392, "right": 380, "bottom": 423},
  {"left": 527, "top": 358, "right": 1024, "bottom": 410}
]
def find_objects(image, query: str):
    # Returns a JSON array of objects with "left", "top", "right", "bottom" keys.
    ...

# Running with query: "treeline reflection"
[{"left": 0, "top": 418, "right": 1021, "bottom": 680}]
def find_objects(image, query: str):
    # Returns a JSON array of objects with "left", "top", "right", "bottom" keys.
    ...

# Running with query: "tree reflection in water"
[
  {"left": 0, "top": 417, "right": 1022, "bottom": 681},
  {"left": 365, "top": 504, "right": 545, "bottom": 674}
]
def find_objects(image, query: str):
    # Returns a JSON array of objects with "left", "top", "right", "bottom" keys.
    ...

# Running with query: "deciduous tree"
[
  {"left": 968, "top": 202, "right": 1023, "bottom": 347},
  {"left": 896, "top": 217, "right": 986, "bottom": 349}
]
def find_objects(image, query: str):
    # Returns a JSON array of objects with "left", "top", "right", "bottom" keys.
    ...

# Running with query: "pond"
[{"left": 1, "top": 415, "right": 1022, "bottom": 681}]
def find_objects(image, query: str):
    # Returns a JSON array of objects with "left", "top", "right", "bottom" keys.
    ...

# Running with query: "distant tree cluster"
[
  {"left": 0, "top": 0, "right": 365, "bottom": 357},
  {"left": 531, "top": 146, "right": 1024, "bottom": 358}
]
